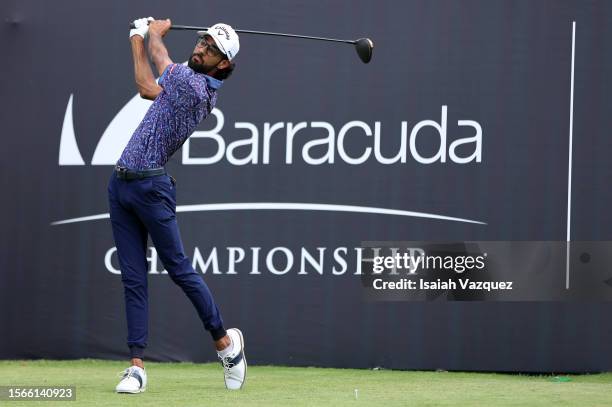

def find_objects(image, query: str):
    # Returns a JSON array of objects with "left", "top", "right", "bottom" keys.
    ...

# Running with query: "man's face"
[{"left": 188, "top": 35, "right": 228, "bottom": 75}]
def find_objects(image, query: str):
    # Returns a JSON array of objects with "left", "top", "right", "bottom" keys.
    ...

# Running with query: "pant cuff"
[
  {"left": 129, "top": 344, "right": 146, "bottom": 359},
  {"left": 210, "top": 327, "right": 227, "bottom": 341}
]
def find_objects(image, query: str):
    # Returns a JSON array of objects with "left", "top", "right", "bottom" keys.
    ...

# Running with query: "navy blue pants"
[{"left": 108, "top": 171, "right": 226, "bottom": 359}]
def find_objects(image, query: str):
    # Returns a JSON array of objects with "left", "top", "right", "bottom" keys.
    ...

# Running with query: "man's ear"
[{"left": 216, "top": 59, "right": 231, "bottom": 70}]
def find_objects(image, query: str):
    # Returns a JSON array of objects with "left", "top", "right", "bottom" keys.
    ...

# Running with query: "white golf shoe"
[
  {"left": 116, "top": 365, "right": 147, "bottom": 393},
  {"left": 218, "top": 328, "right": 247, "bottom": 390}
]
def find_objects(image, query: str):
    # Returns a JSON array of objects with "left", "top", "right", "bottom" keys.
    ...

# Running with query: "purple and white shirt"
[{"left": 117, "top": 63, "right": 222, "bottom": 170}]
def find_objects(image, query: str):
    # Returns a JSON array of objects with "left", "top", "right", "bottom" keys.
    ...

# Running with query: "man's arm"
[
  {"left": 148, "top": 28, "right": 173, "bottom": 76},
  {"left": 130, "top": 35, "right": 162, "bottom": 100},
  {"left": 129, "top": 19, "right": 172, "bottom": 100}
]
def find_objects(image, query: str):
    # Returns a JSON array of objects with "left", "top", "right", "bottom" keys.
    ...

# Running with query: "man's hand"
[
  {"left": 129, "top": 17, "right": 154, "bottom": 39},
  {"left": 148, "top": 19, "right": 172, "bottom": 38}
]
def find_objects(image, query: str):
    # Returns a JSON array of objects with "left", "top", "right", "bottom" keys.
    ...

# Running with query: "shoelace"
[
  {"left": 117, "top": 367, "right": 137, "bottom": 380},
  {"left": 219, "top": 356, "right": 235, "bottom": 376}
]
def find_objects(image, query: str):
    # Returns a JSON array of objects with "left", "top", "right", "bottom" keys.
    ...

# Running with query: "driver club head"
[{"left": 355, "top": 38, "right": 374, "bottom": 63}]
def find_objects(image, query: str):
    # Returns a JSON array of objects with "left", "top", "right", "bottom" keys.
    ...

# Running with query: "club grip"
[{"left": 129, "top": 23, "right": 206, "bottom": 31}]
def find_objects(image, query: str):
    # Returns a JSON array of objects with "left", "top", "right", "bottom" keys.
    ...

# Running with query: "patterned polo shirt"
[{"left": 117, "top": 63, "right": 222, "bottom": 170}]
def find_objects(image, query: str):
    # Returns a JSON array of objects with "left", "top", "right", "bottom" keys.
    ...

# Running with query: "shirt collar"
[{"left": 203, "top": 74, "right": 223, "bottom": 90}]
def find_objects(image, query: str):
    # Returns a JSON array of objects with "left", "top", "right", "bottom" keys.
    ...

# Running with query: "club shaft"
[{"left": 170, "top": 24, "right": 355, "bottom": 44}]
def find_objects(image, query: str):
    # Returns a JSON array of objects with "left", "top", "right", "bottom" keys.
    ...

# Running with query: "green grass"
[{"left": 0, "top": 360, "right": 611, "bottom": 406}]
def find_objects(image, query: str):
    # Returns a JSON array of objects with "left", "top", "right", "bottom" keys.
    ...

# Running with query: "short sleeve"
[
  {"left": 158, "top": 64, "right": 201, "bottom": 107},
  {"left": 158, "top": 63, "right": 173, "bottom": 85}
]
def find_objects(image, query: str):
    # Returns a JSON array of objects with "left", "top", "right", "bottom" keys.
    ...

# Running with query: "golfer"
[{"left": 108, "top": 17, "right": 246, "bottom": 393}]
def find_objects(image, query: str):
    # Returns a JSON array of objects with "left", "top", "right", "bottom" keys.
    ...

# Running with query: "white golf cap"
[{"left": 198, "top": 23, "right": 240, "bottom": 60}]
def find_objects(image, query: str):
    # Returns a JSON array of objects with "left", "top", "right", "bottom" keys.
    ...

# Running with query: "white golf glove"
[{"left": 129, "top": 17, "right": 154, "bottom": 39}]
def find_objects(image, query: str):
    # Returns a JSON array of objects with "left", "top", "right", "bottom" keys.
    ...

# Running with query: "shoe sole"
[
  {"left": 116, "top": 387, "right": 146, "bottom": 394},
  {"left": 228, "top": 328, "right": 247, "bottom": 390}
]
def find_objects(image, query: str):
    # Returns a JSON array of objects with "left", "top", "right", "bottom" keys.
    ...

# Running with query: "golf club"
[{"left": 129, "top": 22, "right": 374, "bottom": 63}]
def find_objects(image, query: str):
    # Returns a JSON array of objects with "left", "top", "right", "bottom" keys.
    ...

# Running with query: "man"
[{"left": 108, "top": 17, "right": 246, "bottom": 393}]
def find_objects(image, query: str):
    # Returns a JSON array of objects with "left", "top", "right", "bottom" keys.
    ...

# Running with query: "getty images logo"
[{"left": 58, "top": 83, "right": 483, "bottom": 166}]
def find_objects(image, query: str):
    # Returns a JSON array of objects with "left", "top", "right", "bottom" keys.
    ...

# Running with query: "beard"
[{"left": 188, "top": 54, "right": 216, "bottom": 75}]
